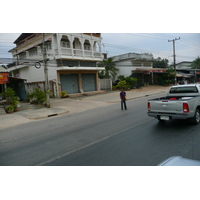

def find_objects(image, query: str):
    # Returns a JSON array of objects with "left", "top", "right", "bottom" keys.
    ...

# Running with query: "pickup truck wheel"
[{"left": 191, "top": 108, "right": 200, "bottom": 125}]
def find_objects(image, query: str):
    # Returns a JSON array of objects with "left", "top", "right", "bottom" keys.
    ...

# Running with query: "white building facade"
[
  {"left": 169, "top": 61, "right": 192, "bottom": 69},
  {"left": 111, "top": 52, "right": 154, "bottom": 80},
  {"left": 8, "top": 33, "right": 104, "bottom": 97}
]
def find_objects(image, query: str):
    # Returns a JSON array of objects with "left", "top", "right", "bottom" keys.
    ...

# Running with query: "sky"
[
  {"left": 101, "top": 33, "right": 200, "bottom": 64},
  {"left": 0, "top": 33, "right": 199, "bottom": 65},
  {"left": 1, "top": 1, "right": 199, "bottom": 65}
]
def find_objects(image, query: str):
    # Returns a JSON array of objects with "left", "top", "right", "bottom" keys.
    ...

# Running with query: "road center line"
[{"left": 36, "top": 118, "right": 153, "bottom": 166}]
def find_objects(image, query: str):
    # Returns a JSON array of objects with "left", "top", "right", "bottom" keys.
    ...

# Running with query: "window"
[
  {"left": 57, "top": 60, "right": 78, "bottom": 67},
  {"left": 19, "top": 52, "right": 26, "bottom": 60},
  {"left": 46, "top": 42, "right": 52, "bottom": 50},
  {"left": 29, "top": 48, "right": 38, "bottom": 57},
  {"left": 84, "top": 40, "right": 91, "bottom": 50},
  {"left": 169, "top": 86, "right": 198, "bottom": 93},
  {"left": 84, "top": 44, "right": 91, "bottom": 50},
  {"left": 61, "top": 39, "right": 70, "bottom": 48},
  {"left": 80, "top": 61, "right": 96, "bottom": 67}
]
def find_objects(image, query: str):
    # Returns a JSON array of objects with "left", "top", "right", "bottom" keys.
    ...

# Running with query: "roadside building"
[
  {"left": 169, "top": 61, "right": 193, "bottom": 69},
  {"left": 111, "top": 52, "right": 154, "bottom": 81},
  {"left": 8, "top": 33, "right": 104, "bottom": 98},
  {"left": 131, "top": 68, "right": 167, "bottom": 85},
  {"left": 169, "top": 61, "right": 200, "bottom": 83}
]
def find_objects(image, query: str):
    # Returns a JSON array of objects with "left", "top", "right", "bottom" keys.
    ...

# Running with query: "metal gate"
[
  {"left": 82, "top": 74, "right": 96, "bottom": 92},
  {"left": 60, "top": 74, "right": 79, "bottom": 94}
]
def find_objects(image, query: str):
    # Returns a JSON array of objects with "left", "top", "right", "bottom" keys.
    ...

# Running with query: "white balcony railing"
[
  {"left": 55, "top": 47, "right": 102, "bottom": 60},
  {"left": 84, "top": 50, "right": 92, "bottom": 57},
  {"left": 73, "top": 49, "right": 83, "bottom": 57},
  {"left": 93, "top": 52, "right": 102, "bottom": 59},
  {"left": 60, "top": 48, "right": 72, "bottom": 56}
]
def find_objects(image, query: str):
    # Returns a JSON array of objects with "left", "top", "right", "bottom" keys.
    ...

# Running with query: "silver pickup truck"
[{"left": 147, "top": 84, "right": 200, "bottom": 124}]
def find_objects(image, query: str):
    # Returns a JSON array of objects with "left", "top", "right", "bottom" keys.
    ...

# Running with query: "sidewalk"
[{"left": 0, "top": 85, "right": 170, "bottom": 130}]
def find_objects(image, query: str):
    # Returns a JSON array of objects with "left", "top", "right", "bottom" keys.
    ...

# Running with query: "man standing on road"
[{"left": 120, "top": 88, "right": 127, "bottom": 110}]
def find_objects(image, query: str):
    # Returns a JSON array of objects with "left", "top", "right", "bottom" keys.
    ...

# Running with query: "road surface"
[{"left": 0, "top": 94, "right": 200, "bottom": 166}]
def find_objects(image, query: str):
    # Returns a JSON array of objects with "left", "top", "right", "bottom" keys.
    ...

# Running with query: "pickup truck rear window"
[{"left": 169, "top": 86, "right": 198, "bottom": 93}]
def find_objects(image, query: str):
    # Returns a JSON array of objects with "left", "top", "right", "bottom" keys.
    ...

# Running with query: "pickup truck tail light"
[
  {"left": 148, "top": 102, "right": 151, "bottom": 111},
  {"left": 183, "top": 103, "right": 189, "bottom": 113}
]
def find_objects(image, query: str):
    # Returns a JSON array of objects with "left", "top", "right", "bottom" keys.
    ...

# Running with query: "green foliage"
[
  {"left": 156, "top": 69, "right": 174, "bottom": 86},
  {"left": 117, "top": 76, "right": 137, "bottom": 89},
  {"left": 117, "top": 80, "right": 127, "bottom": 89},
  {"left": 124, "top": 77, "right": 137, "bottom": 87},
  {"left": 118, "top": 75, "right": 125, "bottom": 81},
  {"left": 153, "top": 57, "right": 169, "bottom": 68},
  {"left": 98, "top": 70, "right": 106, "bottom": 79},
  {"left": 60, "top": 91, "right": 68, "bottom": 98},
  {"left": 2, "top": 87, "right": 20, "bottom": 107},
  {"left": 98, "top": 58, "right": 119, "bottom": 80},
  {"left": 10, "top": 96, "right": 20, "bottom": 107},
  {"left": 112, "top": 86, "right": 118, "bottom": 90},
  {"left": 191, "top": 56, "right": 200, "bottom": 68},
  {"left": 28, "top": 88, "right": 46, "bottom": 104},
  {"left": 2, "top": 87, "right": 16, "bottom": 104},
  {"left": 5, "top": 105, "right": 14, "bottom": 113}
]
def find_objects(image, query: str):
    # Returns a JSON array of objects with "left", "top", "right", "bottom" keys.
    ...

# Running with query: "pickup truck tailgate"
[{"left": 148, "top": 100, "right": 184, "bottom": 114}]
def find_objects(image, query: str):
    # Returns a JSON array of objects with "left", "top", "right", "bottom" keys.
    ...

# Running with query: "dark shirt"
[{"left": 120, "top": 91, "right": 126, "bottom": 100}]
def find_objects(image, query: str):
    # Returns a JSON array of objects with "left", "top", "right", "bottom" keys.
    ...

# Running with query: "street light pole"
[
  {"left": 42, "top": 33, "right": 50, "bottom": 108},
  {"left": 168, "top": 37, "right": 180, "bottom": 85}
]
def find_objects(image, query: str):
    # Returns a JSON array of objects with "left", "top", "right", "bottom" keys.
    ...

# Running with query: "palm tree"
[
  {"left": 99, "top": 57, "right": 119, "bottom": 80},
  {"left": 191, "top": 56, "right": 200, "bottom": 68}
]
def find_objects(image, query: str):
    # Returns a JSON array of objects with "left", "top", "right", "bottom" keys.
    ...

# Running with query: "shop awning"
[{"left": 132, "top": 68, "right": 167, "bottom": 73}]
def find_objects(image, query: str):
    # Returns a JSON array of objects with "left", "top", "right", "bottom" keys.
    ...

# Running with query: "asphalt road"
[{"left": 0, "top": 94, "right": 200, "bottom": 166}]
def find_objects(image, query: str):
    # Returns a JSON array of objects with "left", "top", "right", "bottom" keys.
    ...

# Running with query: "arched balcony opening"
[
  {"left": 84, "top": 39, "right": 92, "bottom": 58},
  {"left": 84, "top": 40, "right": 91, "bottom": 50},
  {"left": 60, "top": 36, "right": 71, "bottom": 56},
  {"left": 73, "top": 37, "right": 82, "bottom": 56},
  {"left": 93, "top": 41, "right": 100, "bottom": 52},
  {"left": 93, "top": 41, "right": 101, "bottom": 58}
]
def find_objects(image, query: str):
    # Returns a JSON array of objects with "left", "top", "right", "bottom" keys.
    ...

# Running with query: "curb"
[{"left": 17, "top": 109, "right": 69, "bottom": 120}]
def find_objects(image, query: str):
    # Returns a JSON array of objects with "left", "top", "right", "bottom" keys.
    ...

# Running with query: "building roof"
[
  {"left": 111, "top": 52, "right": 154, "bottom": 62},
  {"left": 14, "top": 33, "right": 34, "bottom": 44}
]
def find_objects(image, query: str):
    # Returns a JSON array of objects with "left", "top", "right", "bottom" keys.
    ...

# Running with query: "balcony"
[{"left": 55, "top": 48, "right": 103, "bottom": 61}]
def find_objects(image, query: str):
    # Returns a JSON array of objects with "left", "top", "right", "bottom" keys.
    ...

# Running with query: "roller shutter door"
[
  {"left": 60, "top": 74, "right": 79, "bottom": 94},
  {"left": 82, "top": 74, "right": 96, "bottom": 92}
]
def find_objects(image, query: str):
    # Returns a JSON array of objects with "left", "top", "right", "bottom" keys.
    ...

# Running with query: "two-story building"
[
  {"left": 169, "top": 61, "right": 192, "bottom": 69},
  {"left": 8, "top": 33, "right": 104, "bottom": 98},
  {"left": 111, "top": 52, "right": 154, "bottom": 81}
]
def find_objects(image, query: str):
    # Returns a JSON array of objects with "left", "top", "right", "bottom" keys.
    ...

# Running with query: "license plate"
[{"left": 160, "top": 116, "right": 169, "bottom": 120}]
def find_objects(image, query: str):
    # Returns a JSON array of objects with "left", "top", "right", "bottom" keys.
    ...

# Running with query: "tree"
[
  {"left": 98, "top": 57, "right": 119, "bottom": 80},
  {"left": 191, "top": 56, "right": 200, "bottom": 68},
  {"left": 153, "top": 57, "right": 169, "bottom": 68}
]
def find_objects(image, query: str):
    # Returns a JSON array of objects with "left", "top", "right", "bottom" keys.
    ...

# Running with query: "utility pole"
[
  {"left": 42, "top": 33, "right": 50, "bottom": 108},
  {"left": 168, "top": 37, "right": 180, "bottom": 85}
]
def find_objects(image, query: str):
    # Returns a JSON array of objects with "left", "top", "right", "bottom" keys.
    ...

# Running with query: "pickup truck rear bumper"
[{"left": 147, "top": 112, "right": 192, "bottom": 120}]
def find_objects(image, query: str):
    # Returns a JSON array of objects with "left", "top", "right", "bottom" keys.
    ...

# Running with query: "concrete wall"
[{"left": 99, "top": 79, "right": 112, "bottom": 90}]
